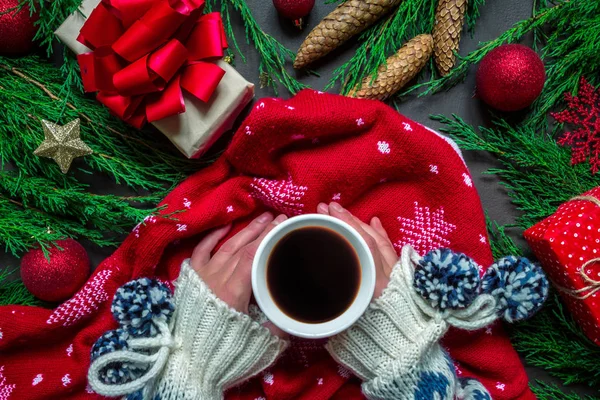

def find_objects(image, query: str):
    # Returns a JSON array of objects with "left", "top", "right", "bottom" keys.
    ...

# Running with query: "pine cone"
[
  {"left": 294, "top": 0, "right": 402, "bottom": 69},
  {"left": 432, "top": 0, "right": 468, "bottom": 76},
  {"left": 348, "top": 34, "right": 433, "bottom": 100}
]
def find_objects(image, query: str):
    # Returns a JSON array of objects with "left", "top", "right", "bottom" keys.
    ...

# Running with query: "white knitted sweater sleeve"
[
  {"left": 325, "top": 261, "right": 448, "bottom": 400},
  {"left": 153, "top": 259, "right": 288, "bottom": 399}
]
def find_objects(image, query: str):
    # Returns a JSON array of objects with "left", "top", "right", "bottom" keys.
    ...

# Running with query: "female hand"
[
  {"left": 317, "top": 202, "right": 397, "bottom": 299},
  {"left": 190, "top": 212, "right": 289, "bottom": 337}
]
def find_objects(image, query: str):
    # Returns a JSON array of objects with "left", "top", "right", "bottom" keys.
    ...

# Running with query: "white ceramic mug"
[{"left": 252, "top": 214, "right": 376, "bottom": 339}]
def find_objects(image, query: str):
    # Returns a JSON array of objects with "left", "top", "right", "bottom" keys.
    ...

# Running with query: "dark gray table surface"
[{"left": 1, "top": 0, "right": 598, "bottom": 397}]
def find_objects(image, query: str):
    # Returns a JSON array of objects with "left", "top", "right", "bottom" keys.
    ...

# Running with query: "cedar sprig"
[
  {"left": 432, "top": 114, "right": 597, "bottom": 229},
  {"left": 436, "top": 114, "right": 600, "bottom": 390},
  {"left": 206, "top": 0, "right": 306, "bottom": 95},
  {"left": 415, "top": 0, "right": 600, "bottom": 134},
  {"left": 0, "top": 56, "right": 207, "bottom": 191},
  {"left": 327, "top": 0, "right": 436, "bottom": 94},
  {"left": 19, "top": 0, "right": 84, "bottom": 91},
  {"left": 511, "top": 294, "right": 600, "bottom": 387},
  {"left": 326, "top": 0, "right": 486, "bottom": 95},
  {"left": 527, "top": 0, "right": 600, "bottom": 130},
  {"left": 486, "top": 221, "right": 600, "bottom": 390},
  {"left": 465, "top": 0, "right": 486, "bottom": 34},
  {"left": 485, "top": 217, "right": 522, "bottom": 259},
  {"left": 0, "top": 269, "right": 41, "bottom": 306},
  {"left": 0, "top": 55, "right": 207, "bottom": 256},
  {"left": 531, "top": 382, "right": 599, "bottom": 400},
  {"left": 21, "top": 0, "right": 81, "bottom": 56}
]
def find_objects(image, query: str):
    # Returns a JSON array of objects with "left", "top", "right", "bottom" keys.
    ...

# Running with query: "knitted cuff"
[
  {"left": 325, "top": 260, "right": 446, "bottom": 382},
  {"left": 155, "top": 259, "right": 288, "bottom": 399},
  {"left": 88, "top": 260, "right": 288, "bottom": 400}
]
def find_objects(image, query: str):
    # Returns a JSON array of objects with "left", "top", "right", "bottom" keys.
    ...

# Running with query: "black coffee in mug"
[{"left": 266, "top": 227, "right": 361, "bottom": 323}]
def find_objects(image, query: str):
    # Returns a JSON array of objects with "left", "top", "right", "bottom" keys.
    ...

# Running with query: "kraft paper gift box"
[{"left": 55, "top": 0, "right": 255, "bottom": 158}]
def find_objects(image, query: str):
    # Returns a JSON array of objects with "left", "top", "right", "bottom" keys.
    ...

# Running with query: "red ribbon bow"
[{"left": 77, "top": 0, "right": 228, "bottom": 128}]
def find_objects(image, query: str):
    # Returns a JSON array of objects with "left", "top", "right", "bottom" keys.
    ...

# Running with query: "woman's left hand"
[
  {"left": 317, "top": 202, "right": 398, "bottom": 299},
  {"left": 189, "top": 212, "right": 289, "bottom": 338}
]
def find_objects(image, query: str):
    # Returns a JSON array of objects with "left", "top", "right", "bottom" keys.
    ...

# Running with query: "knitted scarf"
[{"left": 0, "top": 90, "right": 534, "bottom": 400}]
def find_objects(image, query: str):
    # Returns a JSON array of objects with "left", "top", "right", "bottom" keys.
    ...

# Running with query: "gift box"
[
  {"left": 524, "top": 186, "right": 600, "bottom": 345},
  {"left": 55, "top": 0, "right": 254, "bottom": 158}
]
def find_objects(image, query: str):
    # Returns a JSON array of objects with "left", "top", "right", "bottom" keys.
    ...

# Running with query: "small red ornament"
[
  {"left": 0, "top": 0, "right": 37, "bottom": 55},
  {"left": 273, "top": 0, "right": 315, "bottom": 29},
  {"left": 476, "top": 44, "right": 545, "bottom": 112},
  {"left": 21, "top": 239, "right": 91, "bottom": 302}
]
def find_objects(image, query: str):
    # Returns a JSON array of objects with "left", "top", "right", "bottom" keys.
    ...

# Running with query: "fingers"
[
  {"left": 317, "top": 203, "right": 329, "bottom": 214},
  {"left": 227, "top": 214, "right": 288, "bottom": 308},
  {"left": 369, "top": 217, "right": 398, "bottom": 269},
  {"left": 246, "top": 214, "right": 288, "bottom": 256},
  {"left": 208, "top": 212, "right": 274, "bottom": 269},
  {"left": 318, "top": 203, "right": 397, "bottom": 266},
  {"left": 327, "top": 202, "right": 376, "bottom": 250},
  {"left": 190, "top": 224, "right": 232, "bottom": 272},
  {"left": 317, "top": 202, "right": 394, "bottom": 299},
  {"left": 356, "top": 218, "right": 381, "bottom": 242}
]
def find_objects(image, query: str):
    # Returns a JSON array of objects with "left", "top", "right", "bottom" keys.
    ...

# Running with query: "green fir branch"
[
  {"left": 0, "top": 55, "right": 210, "bottom": 256},
  {"left": 416, "top": 0, "right": 600, "bottom": 134},
  {"left": 0, "top": 56, "right": 207, "bottom": 191},
  {"left": 0, "top": 196, "right": 120, "bottom": 256},
  {"left": 485, "top": 217, "right": 522, "bottom": 259},
  {"left": 511, "top": 294, "right": 600, "bottom": 387},
  {"left": 327, "top": 0, "right": 437, "bottom": 94},
  {"left": 531, "top": 382, "right": 599, "bottom": 400},
  {"left": 486, "top": 219, "right": 600, "bottom": 389},
  {"left": 0, "top": 269, "right": 41, "bottom": 306},
  {"left": 408, "top": 1, "right": 564, "bottom": 97},
  {"left": 433, "top": 110, "right": 600, "bottom": 392},
  {"left": 466, "top": 0, "right": 486, "bottom": 35},
  {"left": 432, "top": 114, "right": 598, "bottom": 229},
  {"left": 487, "top": 219, "right": 600, "bottom": 390},
  {"left": 1, "top": 171, "right": 160, "bottom": 226},
  {"left": 327, "top": 0, "right": 486, "bottom": 95},
  {"left": 208, "top": 0, "right": 306, "bottom": 95},
  {"left": 21, "top": 0, "right": 82, "bottom": 56}
]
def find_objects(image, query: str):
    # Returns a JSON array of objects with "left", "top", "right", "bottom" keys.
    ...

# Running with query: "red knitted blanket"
[{"left": 0, "top": 90, "right": 534, "bottom": 400}]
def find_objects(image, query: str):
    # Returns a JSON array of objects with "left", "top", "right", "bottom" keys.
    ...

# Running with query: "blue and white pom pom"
[
  {"left": 414, "top": 248, "right": 481, "bottom": 311},
  {"left": 90, "top": 329, "right": 148, "bottom": 385},
  {"left": 481, "top": 256, "right": 549, "bottom": 323},
  {"left": 111, "top": 278, "right": 174, "bottom": 337},
  {"left": 457, "top": 378, "right": 491, "bottom": 400}
]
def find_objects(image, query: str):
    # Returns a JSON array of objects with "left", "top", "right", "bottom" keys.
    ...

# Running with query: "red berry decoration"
[
  {"left": 273, "top": 0, "right": 315, "bottom": 29},
  {"left": 0, "top": 0, "right": 37, "bottom": 55},
  {"left": 552, "top": 77, "right": 600, "bottom": 174},
  {"left": 21, "top": 239, "right": 91, "bottom": 302},
  {"left": 476, "top": 44, "right": 545, "bottom": 112}
]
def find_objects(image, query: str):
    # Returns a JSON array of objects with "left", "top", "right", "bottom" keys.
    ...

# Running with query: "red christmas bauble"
[
  {"left": 273, "top": 0, "right": 315, "bottom": 20},
  {"left": 0, "top": 0, "right": 37, "bottom": 55},
  {"left": 21, "top": 239, "right": 91, "bottom": 302},
  {"left": 476, "top": 44, "right": 545, "bottom": 112}
]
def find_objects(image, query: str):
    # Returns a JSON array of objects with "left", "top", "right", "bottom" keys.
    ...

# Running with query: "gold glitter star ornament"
[{"left": 33, "top": 119, "right": 93, "bottom": 173}]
